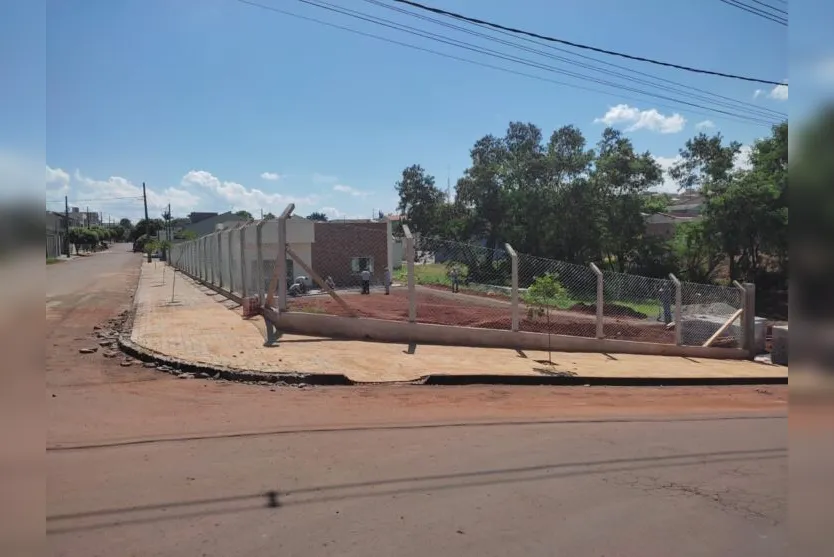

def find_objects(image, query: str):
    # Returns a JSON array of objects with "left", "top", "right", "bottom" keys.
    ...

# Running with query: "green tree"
[
  {"left": 669, "top": 132, "right": 741, "bottom": 193},
  {"left": 592, "top": 128, "right": 662, "bottom": 273},
  {"left": 671, "top": 221, "right": 723, "bottom": 282},
  {"left": 306, "top": 211, "right": 329, "bottom": 222},
  {"left": 395, "top": 164, "right": 446, "bottom": 235},
  {"left": 671, "top": 125, "right": 788, "bottom": 282},
  {"left": 234, "top": 210, "right": 253, "bottom": 220},
  {"left": 263, "top": 212, "right": 276, "bottom": 220},
  {"left": 130, "top": 218, "right": 163, "bottom": 241}
]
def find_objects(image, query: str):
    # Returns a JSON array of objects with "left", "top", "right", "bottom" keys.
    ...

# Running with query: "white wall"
[
  {"left": 392, "top": 237, "right": 404, "bottom": 270},
  {"left": 240, "top": 220, "right": 315, "bottom": 287}
]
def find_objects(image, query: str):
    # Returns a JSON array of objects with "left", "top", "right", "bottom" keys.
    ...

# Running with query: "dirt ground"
[{"left": 289, "top": 288, "right": 674, "bottom": 343}]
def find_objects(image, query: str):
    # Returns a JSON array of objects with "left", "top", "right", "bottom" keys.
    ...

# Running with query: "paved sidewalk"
[{"left": 130, "top": 263, "right": 788, "bottom": 383}]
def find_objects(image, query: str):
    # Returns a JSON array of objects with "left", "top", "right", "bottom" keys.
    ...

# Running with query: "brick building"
[{"left": 311, "top": 220, "right": 389, "bottom": 287}]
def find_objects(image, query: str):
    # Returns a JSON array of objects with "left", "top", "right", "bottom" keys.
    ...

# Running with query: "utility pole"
[
  {"left": 64, "top": 196, "right": 70, "bottom": 257},
  {"left": 142, "top": 182, "right": 151, "bottom": 262}
]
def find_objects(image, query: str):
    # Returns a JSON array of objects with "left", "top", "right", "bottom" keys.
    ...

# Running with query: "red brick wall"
[{"left": 311, "top": 222, "right": 388, "bottom": 288}]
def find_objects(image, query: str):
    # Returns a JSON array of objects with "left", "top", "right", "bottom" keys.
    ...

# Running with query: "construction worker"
[
  {"left": 383, "top": 266, "right": 391, "bottom": 295},
  {"left": 361, "top": 267, "right": 371, "bottom": 295}
]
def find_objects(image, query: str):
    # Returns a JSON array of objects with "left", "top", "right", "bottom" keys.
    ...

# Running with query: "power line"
[
  {"left": 286, "top": 0, "right": 780, "bottom": 125},
  {"left": 391, "top": 0, "right": 786, "bottom": 85},
  {"left": 45, "top": 196, "right": 144, "bottom": 204},
  {"left": 747, "top": 0, "right": 789, "bottom": 15},
  {"left": 362, "top": 0, "right": 785, "bottom": 122},
  {"left": 716, "top": 0, "right": 788, "bottom": 25}
]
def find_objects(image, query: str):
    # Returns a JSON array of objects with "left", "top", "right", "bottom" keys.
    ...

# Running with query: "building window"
[{"left": 351, "top": 256, "right": 373, "bottom": 273}]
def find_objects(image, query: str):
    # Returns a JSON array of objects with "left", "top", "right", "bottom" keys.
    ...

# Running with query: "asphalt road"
[{"left": 46, "top": 247, "right": 788, "bottom": 557}]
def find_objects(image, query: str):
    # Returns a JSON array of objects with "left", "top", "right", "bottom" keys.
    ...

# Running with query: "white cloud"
[
  {"left": 769, "top": 84, "right": 788, "bottom": 101},
  {"left": 319, "top": 206, "right": 346, "bottom": 219},
  {"left": 695, "top": 120, "right": 716, "bottom": 130},
  {"left": 182, "top": 170, "right": 318, "bottom": 214},
  {"left": 652, "top": 155, "right": 683, "bottom": 193},
  {"left": 76, "top": 170, "right": 201, "bottom": 215},
  {"left": 754, "top": 82, "right": 788, "bottom": 101},
  {"left": 45, "top": 165, "right": 71, "bottom": 198},
  {"left": 46, "top": 165, "right": 70, "bottom": 186},
  {"left": 312, "top": 172, "right": 338, "bottom": 184},
  {"left": 260, "top": 171, "right": 281, "bottom": 181},
  {"left": 734, "top": 144, "right": 753, "bottom": 171},
  {"left": 594, "top": 104, "right": 686, "bottom": 134},
  {"left": 333, "top": 184, "right": 368, "bottom": 197}
]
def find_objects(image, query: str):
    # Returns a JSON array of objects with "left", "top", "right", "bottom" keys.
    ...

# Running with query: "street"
[{"left": 47, "top": 248, "right": 788, "bottom": 557}]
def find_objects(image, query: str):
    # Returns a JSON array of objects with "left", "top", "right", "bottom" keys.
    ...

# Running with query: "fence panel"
[
  {"left": 517, "top": 254, "right": 598, "bottom": 338},
  {"left": 601, "top": 271, "right": 676, "bottom": 344},
  {"left": 397, "top": 236, "right": 513, "bottom": 330},
  {"left": 679, "top": 281, "right": 744, "bottom": 348},
  {"left": 242, "top": 222, "right": 260, "bottom": 297}
]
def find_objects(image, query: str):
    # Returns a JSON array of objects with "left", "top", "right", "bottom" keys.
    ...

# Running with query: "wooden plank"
[
  {"left": 286, "top": 246, "right": 357, "bottom": 317},
  {"left": 702, "top": 308, "right": 744, "bottom": 347}
]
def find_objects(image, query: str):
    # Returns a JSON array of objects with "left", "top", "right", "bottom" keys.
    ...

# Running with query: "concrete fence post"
[
  {"left": 403, "top": 225, "right": 416, "bottom": 323},
  {"left": 590, "top": 263, "right": 604, "bottom": 339},
  {"left": 198, "top": 238, "right": 204, "bottom": 280},
  {"left": 256, "top": 222, "right": 265, "bottom": 305},
  {"left": 386, "top": 215, "right": 394, "bottom": 274},
  {"left": 669, "top": 273, "right": 683, "bottom": 346},
  {"left": 277, "top": 205, "right": 294, "bottom": 311},
  {"left": 216, "top": 233, "right": 223, "bottom": 289},
  {"left": 743, "top": 282, "right": 756, "bottom": 359},
  {"left": 227, "top": 229, "right": 235, "bottom": 294},
  {"left": 240, "top": 224, "right": 248, "bottom": 298},
  {"left": 206, "top": 235, "right": 213, "bottom": 284},
  {"left": 732, "top": 280, "right": 747, "bottom": 353},
  {"left": 505, "top": 243, "right": 519, "bottom": 332}
]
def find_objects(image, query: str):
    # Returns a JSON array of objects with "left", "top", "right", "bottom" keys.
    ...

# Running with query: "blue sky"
[{"left": 0, "top": 0, "right": 817, "bottom": 222}]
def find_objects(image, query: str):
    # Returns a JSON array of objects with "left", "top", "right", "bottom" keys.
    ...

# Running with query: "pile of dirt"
[{"left": 569, "top": 302, "right": 648, "bottom": 320}]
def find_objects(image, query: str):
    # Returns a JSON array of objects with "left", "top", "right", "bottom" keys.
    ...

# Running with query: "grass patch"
[
  {"left": 46, "top": 257, "right": 64, "bottom": 265},
  {"left": 397, "top": 263, "right": 663, "bottom": 319},
  {"left": 394, "top": 263, "right": 468, "bottom": 286}
]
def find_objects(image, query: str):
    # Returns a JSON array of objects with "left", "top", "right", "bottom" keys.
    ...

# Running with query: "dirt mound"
[{"left": 569, "top": 302, "right": 648, "bottom": 320}]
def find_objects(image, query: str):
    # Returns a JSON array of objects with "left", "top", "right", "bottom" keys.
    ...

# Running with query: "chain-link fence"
[
  {"left": 679, "top": 280, "right": 744, "bottom": 348},
  {"left": 517, "top": 254, "right": 599, "bottom": 338},
  {"left": 169, "top": 222, "right": 750, "bottom": 351},
  {"left": 407, "top": 237, "right": 513, "bottom": 329},
  {"left": 601, "top": 271, "right": 676, "bottom": 344}
]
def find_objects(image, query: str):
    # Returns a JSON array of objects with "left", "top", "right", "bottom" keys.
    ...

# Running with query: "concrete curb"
[
  {"left": 117, "top": 334, "right": 354, "bottom": 385},
  {"left": 420, "top": 374, "right": 788, "bottom": 387}
]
